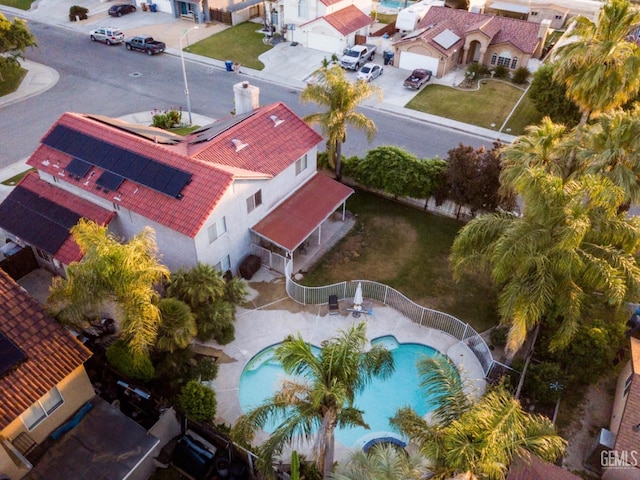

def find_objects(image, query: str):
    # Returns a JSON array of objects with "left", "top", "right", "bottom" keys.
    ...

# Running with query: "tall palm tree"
[
  {"left": 166, "top": 262, "right": 227, "bottom": 307},
  {"left": 231, "top": 322, "right": 394, "bottom": 479},
  {"left": 451, "top": 167, "right": 640, "bottom": 354},
  {"left": 155, "top": 297, "right": 197, "bottom": 352},
  {"left": 331, "top": 444, "right": 430, "bottom": 480},
  {"left": 578, "top": 105, "right": 640, "bottom": 205},
  {"left": 301, "top": 65, "right": 380, "bottom": 181},
  {"left": 553, "top": 0, "right": 640, "bottom": 126},
  {"left": 47, "top": 219, "right": 169, "bottom": 360},
  {"left": 391, "top": 356, "right": 567, "bottom": 480}
]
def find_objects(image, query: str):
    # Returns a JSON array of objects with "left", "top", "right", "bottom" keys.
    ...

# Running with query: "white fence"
[
  {"left": 284, "top": 265, "right": 514, "bottom": 379},
  {"left": 251, "top": 244, "right": 288, "bottom": 274}
]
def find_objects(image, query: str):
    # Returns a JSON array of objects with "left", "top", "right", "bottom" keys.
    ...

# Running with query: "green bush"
[
  {"left": 523, "top": 361, "right": 564, "bottom": 403},
  {"left": 178, "top": 380, "right": 217, "bottom": 422},
  {"left": 151, "top": 108, "right": 183, "bottom": 129},
  {"left": 490, "top": 325, "right": 509, "bottom": 347},
  {"left": 106, "top": 339, "right": 155, "bottom": 382},
  {"left": 466, "top": 63, "right": 489, "bottom": 78},
  {"left": 69, "top": 5, "right": 88, "bottom": 20},
  {"left": 492, "top": 65, "right": 509, "bottom": 79},
  {"left": 512, "top": 67, "right": 530, "bottom": 84}
]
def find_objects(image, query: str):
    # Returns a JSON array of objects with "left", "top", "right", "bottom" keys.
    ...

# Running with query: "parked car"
[
  {"left": 357, "top": 63, "right": 383, "bottom": 82},
  {"left": 89, "top": 27, "right": 125, "bottom": 45},
  {"left": 403, "top": 69, "right": 432, "bottom": 90},
  {"left": 108, "top": 3, "right": 136, "bottom": 16}
]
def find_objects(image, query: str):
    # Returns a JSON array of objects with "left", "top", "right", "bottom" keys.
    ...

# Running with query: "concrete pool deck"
[{"left": 207, "top": 269, "right": 487, "bottom": 462}]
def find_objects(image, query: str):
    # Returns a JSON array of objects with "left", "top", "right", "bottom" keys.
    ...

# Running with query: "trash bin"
[
  {"left": 383, "top": 51, "right": 394, "bottom": 66},
  {"left": 225, "top": 60, "right": 234, "bottom": 72},
  {"left": 149, "top": 3, "right": 157, "bottom": 11},
  {"left": 141, "top": 2, "right": 147, "bottom": 10}
]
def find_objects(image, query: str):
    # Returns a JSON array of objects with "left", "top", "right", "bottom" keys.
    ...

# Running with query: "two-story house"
[{"left": 0, "top": 83, "right": 353, "bottom": 276}]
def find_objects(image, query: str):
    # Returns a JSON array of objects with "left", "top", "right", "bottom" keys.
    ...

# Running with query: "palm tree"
[
  {"left": 390, "top": 356, "right": 567, "bottom": 480},
  {"left": 231, "top": 322, "right": 394, "bottom": 479},
  {"left": 301, "top": 65, "right": 380, "bottom": 181},
  {"left": 47, "top": 219, "right": 169, "bottom": 360},
  {"left": 451, "top": 167, "right": 640, "bottom": 354},
  {"left": 166, "top": 262, "right": 226, "bottom": 307},
  {"left": 577, "top": 105, "right": 640, "bottom": 205},
  {"left": 155, "top": 297, "right": 197, "bottom": 352},
  {"left": 331, "top": 444, "right": 431, "bottom": 480},
  {"left": 552, "top": 0, "right": 640, "bottom": 126}
]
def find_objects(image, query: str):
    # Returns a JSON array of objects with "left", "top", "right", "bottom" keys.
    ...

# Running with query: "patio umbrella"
[{"left": 354, "top": 282, "right": 363, "bottom": 309}]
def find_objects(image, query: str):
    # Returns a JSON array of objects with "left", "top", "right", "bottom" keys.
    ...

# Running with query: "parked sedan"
[
  {"left": 89, "top": 27, "right": 125, "bottom": 45},
  {"left": 357, "top": 63, "right": 383, "bottom": 82},
  {"left": 108, "top": 3, "right": 136, "bottom": 16}
]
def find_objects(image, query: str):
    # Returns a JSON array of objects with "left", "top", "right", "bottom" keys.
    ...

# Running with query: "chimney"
[
  {"left": 233, "top": 81, "right": 260, "bottom": 115},
  {"left": 535, "top": 19, "right": 551, "bottom": 58}
]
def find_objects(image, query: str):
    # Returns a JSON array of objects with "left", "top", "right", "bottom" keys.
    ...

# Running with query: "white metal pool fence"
[{"left": 284, "top": 267, "right": 514, "bottom": 380}]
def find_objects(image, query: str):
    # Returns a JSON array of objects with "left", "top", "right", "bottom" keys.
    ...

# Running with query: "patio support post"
[
  {"left": 462, "top": 323, "right": 469, "bottom": 341},
  {"left": 318, "top": 225, "right": 322, "bottom": 245},
  {"left": 341, "top": 202, "right": 346, "bottom": 221}
]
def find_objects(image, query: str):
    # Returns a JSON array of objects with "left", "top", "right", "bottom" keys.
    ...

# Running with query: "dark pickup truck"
[
  {"left": 403, "top": 69, "right": 432, "bottom": 90},
  {"left": 125, "top": 35, "right": 165, "bottom": 55}
]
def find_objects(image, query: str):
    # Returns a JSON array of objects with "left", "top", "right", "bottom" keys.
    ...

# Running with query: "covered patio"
[{"left": 250, "top": 174, "right": 354, "bottom": 274}]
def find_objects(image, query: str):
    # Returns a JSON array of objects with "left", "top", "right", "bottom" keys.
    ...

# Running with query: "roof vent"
[
  {"left": 270, "top": 115, "right": 284, "bottom": 127},
  {"left": 42, "top": 159, "right": 50, "bottom": 166},
  {"left": 232, "top": 138, "right": 248, "bottom": 152}
]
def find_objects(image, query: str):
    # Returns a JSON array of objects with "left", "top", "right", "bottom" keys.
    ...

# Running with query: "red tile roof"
[
  {"left": 507, "top": 454, "right": 581, "bottom": 480},
  {"left": 303, "top": 5, "right": 373, "bottom": 36},
  {"left": 190, "top": 103, "right": 322, "bottom": 177},
  {"left": 251, "top": 173, "right": 353, "bottom": 251},
  {"left": 14, "top": 173, "right": 115, "bottom": 264},
  {"left": 28, "top": 113, "right": 234, "bottom": 238},
  {"left": 614, "top": 337, "right": 640, "bottom": 459},
  {"left": 0, "top": 268, "right": 92, "bottom": 429},
  {"left": 319, "top": 0, "right": 342, "bottom": 6},
  {"left": 403, "top": 6, "right": 541, "bottom": 54}
]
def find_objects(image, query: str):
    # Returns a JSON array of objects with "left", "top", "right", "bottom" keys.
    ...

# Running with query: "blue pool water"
[
  {"left": 238, "top": 335, "right": 448, "bottom": 448},
  {"left": 377, "top": 0, "right": 411, "bottom": 9}
]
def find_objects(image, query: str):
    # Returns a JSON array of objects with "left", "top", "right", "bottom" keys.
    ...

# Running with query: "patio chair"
[{"left": 328, "top": 295, "right": 339, "bottom": 315}]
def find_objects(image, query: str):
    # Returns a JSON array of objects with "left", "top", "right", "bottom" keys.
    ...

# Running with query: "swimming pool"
[
  {"left": 238, "top": 335, "right": 451, "bottom": 449},
  {"left": 376, "top": 0, "right": 412, "bottom": 10}
]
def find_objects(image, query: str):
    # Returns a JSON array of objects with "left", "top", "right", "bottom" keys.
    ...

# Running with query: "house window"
[
  {"left": 529, "top": 11, "right": 538, "bottom": 16},
  {"left": 208, "top": 216, "right": 227, "bottom": 243},
  {"left": 215, "top": 255, "right": 231, "bottom": 273},
  {"left": 490, "top": 53, "right": 497, "bottom": 65},
  {"left": 624, "top": 373, "right": 634, "bottom": 397},
  {"left": 246, "top": 190, "right": 262, "bottom": 213},
  {"left": 21, "top": 387, "right": 64, "bottom": 431},
  {"left": 298, "top": 0, "right": 308, "bottom": 18},
  {"left": 35, "top": 248, "right": 50, "bottom": 262},
  {"left": 295, "top": 154, "right": 308, "bottom": 175},
  {"left": 510, "top": 57, "right": 518, "bottom": 69},
  {"left": 555, "top": 14, "right": 562, "bottom": 20}
]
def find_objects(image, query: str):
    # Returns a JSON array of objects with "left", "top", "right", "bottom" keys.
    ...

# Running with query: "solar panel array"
[
  {"left": 0, "top": 332, "right": 25, "bottom": 378},
  {"left": 0, "top": 186, "right": 81, "bottom": 255},
  {"left": 43, "top": 125, "right": 192, "bottom": 198}
]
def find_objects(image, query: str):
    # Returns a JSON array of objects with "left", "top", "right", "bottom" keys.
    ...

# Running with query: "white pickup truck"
[{"left": 339, "top": 44, "right": 376, "bottom": 70}]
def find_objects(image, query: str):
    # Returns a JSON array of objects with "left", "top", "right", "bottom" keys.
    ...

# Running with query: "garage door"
[
  {"left": 399, "top": 51, "right": 439, "bottom": 73},
  {"left": 306, "top": 32, "right": 343, "bottom": 54}
]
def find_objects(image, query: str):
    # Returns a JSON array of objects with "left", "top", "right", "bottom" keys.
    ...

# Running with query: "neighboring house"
[
  {"left": 484, "top": 1, "right": 569, "bottom": 29},
  {"left": 138, "top": 0, "right": 212, "bottom": 24},
  {"left": 271, "top": 0, "right": 374, "bottom": 53},
  {"left": 0, "top": 268, "right": 93, "bottom": 479},
  {"left": 599, "top": 337, "right": 640, "bottom": 479},
  {"left": 506, "top": 454, "right": 581, "bottom": 480},
  {"left": 392, "top": 6, "right": 550, "bottom": 77},
  {"left": 0, "top": 82, "right": 353, "bottom": 276}
]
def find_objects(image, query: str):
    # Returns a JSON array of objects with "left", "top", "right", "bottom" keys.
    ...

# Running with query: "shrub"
[
  {"left": 106, "top": 339, "right": 155, "bottom": 382},
  {"left": 512, "top": 67, "right": 530, "bottom": 84},
  {"left": 492, "top": 65, "right": 509, "bottom": 79},
  {"left": 523, "top": 361, "right": 565, "bottom": 403},
  {"left": 178, "top": 380, "right": 217, "bottom": 422},
  {"left": 151, "top": 107, "right": 183, "bottom": 129},
  {"left": 69, "top": 5, "right": 89, "bottom": 21},
  {"left": 466, "top": 63, "right": 489, "bottom": 78},
  {"left": 490, "top": 325, "right": 509, "bottom": 347}
]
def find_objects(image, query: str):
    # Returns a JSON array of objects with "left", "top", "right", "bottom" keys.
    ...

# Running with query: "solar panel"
[
  {"left": 44, "top": 125, "right": 192, "bottom": 198},
  {"left": 0, "top": 332, "right": 25, "bottom": 378},
  {"left": 65, "top": 158, "right": 92, "bottom": 178},
  {"left": 0, "top": 186, "right": 81, "bottom": 254},
  {"left": 96, "top": 171, "right": 124, "bottom": 192}
]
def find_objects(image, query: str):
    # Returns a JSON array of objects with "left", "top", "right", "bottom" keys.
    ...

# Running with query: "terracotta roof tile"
[
  {"left": 507, "top": 454, "right": 581, "bottom": 480},
  {"left": 190, "top": 103, "right": 322, "bottom": 176},
  {"left": 303, "top": 5, "right": 373, "bottom": 36},
  {"left": 0, "top": 269, "right": 92, "bottom": 429},
  {"left": 410, "top": 6, "right": 541, "bottom": 54}
]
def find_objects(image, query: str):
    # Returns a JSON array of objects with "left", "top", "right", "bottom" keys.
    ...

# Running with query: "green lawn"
[
  {"left": 185, "top": 22, "right": 272, "bottom": 70},
  {"left": 1, "top": 168, "right": 35, "bottom": 186},
  {"left": 302, "top": 191, "right": 498, "bottom": 332},
  {"left": 503, "top": 89, "right": 544, "bottom": 136},
  {"left": 0, "top": 64, "right": 26, "bottom": 97},
  {"left": 0, "top": 0, "right": 33, "bottom": 9},
  {"left": 406, "top": 80, "right": 529, "bottom": 131}
]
